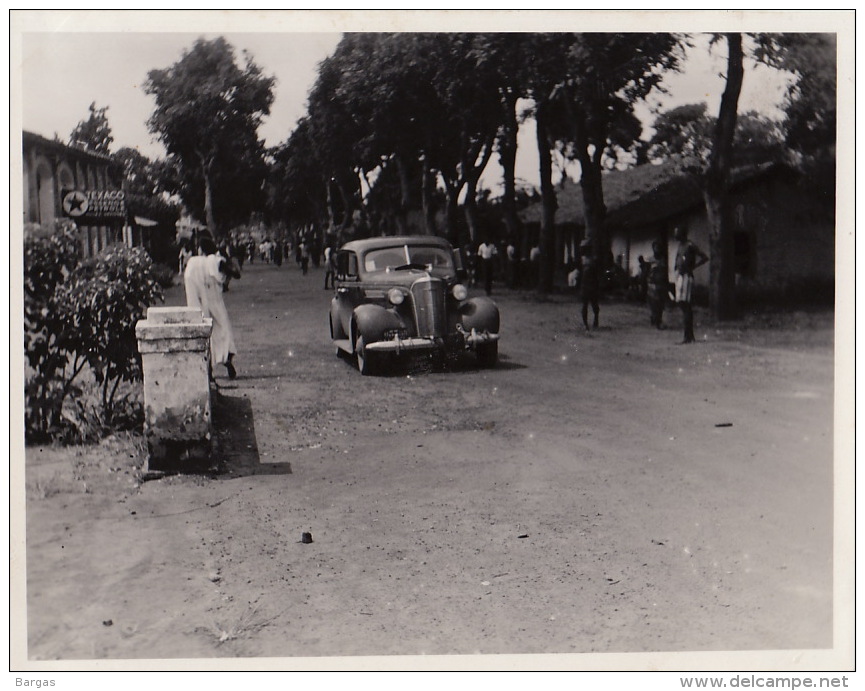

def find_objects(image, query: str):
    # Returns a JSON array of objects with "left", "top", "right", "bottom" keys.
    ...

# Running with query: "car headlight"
[
  {"left": 451, "top": 283, "right": 468, "bottom": 301},
  {"left": 388, "top": 288, "right": 405, "bottom": 305}
]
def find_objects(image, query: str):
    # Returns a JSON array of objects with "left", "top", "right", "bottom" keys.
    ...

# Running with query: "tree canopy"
[
  {"left": 69, "top": 102, "right": 113, "bottom": 155},
  {"left": 647, "top": 103, "right": 786, "bottom": 167},
  {"left": 143, "top": 36, "right": 275, "bottom": 235}
]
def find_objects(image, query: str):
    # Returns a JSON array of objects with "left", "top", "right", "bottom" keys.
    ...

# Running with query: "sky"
[{"left": 16, "top": 13, "right": 799, "bottom": 192}]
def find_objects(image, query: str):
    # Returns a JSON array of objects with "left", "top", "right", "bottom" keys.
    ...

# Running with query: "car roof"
[{"left": 340, "top": 235, "right": 455, "bottom": 253}]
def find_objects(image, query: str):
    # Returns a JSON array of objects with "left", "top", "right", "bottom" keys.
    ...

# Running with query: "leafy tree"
[
  {"left": 268, "top": 118, "right": 330, "bottom": 232},
  {"left": 757, "top": 33, "right": 836, "bottom": 206},
  {"left": 472, "top": 34, "right": 531, "bottom": 247},
  {"left": 647, "top": 103, "right": 786, "bottom": 167},
  {"left": 69, "top": 102, "right": 113, "bottom": 154},
  {"left": 552, "top": 33, "right": 684, "bottom": 291},
  {"left": 521, "top": 33, "right": 575, "bottom": 293},
  {"left": 758, "top": 33, "right": 836, "bottom": 158},
  {"left": 303, "top": 33, "right": 510, "bottom": 244},
  {"left": 396, "top": 33, "right": 501, "bottom": 245},
  {"left": 112, "top": 147, "right": 162, "bottom": 197},
  {"left": 305, "top": 38, "right": 370, "bottom": 231},
  {"left": 700, "top": 32, "right": 837, "bottom": 320},
  {"left": 144, "top": 37, "right": 275, "bottom": 236},
  {"left": 647, "top": 103, "right": 717, "bottom": 162},
  {"left": 308, "top": 33, "right": 444, "bottom": 237}
]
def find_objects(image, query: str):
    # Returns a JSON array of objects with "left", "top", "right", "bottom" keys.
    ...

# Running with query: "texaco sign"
[{"left": 61, "top": 189, "right": 126, "bottom": 221}]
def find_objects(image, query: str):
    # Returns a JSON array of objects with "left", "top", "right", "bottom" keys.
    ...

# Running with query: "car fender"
[
  {"left": 352, "top": 303, "right": 404, "bottom": 344},
  {"left": 459, "top": 296, "right": 500, "bottom": 334},
  {"left": 330, "top": 297, "right": 348, "bottom": 339}
]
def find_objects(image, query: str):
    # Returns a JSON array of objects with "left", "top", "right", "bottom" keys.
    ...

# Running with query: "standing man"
[
  {"left": 185, "top": 237, "right": 238, "bottom": 380},
  {"left": 647, "top": 240, "right": 668, "bottom": 329},
  {"left": 578, "top": 240, "right": 600, "bottom": 332},
  {"left": 477, "top": 238, "right": 498, "bottom": 296},
  {"left": 300, "top": 238, "right": 310, "bottom": 275},
  {"left": 323, "top": 243, "right": 336, "bottom": 290},
  {"left": 673, "top": 225, "right": 708, "bottom": 344}
]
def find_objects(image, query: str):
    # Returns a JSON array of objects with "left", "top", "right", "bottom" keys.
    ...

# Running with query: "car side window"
[{"left": 337, "top": 251, "right": 358, "bottom": 280}]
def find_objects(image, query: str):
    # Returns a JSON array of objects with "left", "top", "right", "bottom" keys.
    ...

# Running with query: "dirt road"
[{"left": 22, "top": 258, "right": 840, "bottom": 667}]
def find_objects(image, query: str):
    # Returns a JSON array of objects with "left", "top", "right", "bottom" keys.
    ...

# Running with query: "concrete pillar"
[{"left": 135, "top": 306, "right": 213, "bottom": 473}]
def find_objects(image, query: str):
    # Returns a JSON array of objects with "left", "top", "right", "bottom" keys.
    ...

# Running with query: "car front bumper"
[{"left": 365, "top": 330, "right": 499, "bottom": 354}]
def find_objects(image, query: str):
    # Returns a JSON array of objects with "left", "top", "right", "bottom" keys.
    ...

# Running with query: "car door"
[{"left": 334, "top": 250, "right": 362, "bottom": 336}]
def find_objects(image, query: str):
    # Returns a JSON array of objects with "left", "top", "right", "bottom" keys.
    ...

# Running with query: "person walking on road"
[
  {"left": 323, "top": 244, "right": 337, "bottom": 289},
  {"left": 578, "top": 240, "right": 600, "bottom": 332},
  {"left": 300, "top": 239, "right": 310, "bottom": 275},
  {"left": 673, "top": 225, "right": 708, "bottom": 344},
  {"left": 477, "top": 238, "right": 498, "bottom": 296},
  {"left": 184, "top": 236, "right": 238, "bottom": 380}
]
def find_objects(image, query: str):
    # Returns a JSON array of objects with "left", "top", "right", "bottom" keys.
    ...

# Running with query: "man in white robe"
[{"left": 184, "top": 238, "right": 237, "bottom": 379}]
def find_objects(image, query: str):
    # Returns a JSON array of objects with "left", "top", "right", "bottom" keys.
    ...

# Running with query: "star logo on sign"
[{"left": 62, "top": 190, "right": 88, "bottom": 217}]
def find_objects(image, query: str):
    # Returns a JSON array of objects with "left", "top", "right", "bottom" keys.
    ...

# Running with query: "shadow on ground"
[{"left": 211, "top": 391, "right": 291, "bottom": 477}]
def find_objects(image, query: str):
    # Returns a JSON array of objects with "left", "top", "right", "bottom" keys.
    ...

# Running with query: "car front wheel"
[{"left": 355, "top": 336, "right": 377, "bottom": 376}]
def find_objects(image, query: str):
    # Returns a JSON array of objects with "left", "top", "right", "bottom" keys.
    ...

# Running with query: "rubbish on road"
[{"left": 301, "top": 532, "right": 313, "bottom": 544}]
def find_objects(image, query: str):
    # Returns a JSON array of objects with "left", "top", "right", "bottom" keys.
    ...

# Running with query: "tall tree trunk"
[
  {"left": 460, "top": 133, "right": 495, "bottom": 245},
  {"left": 325, "top": 178, "right": 337, "bottom": 230},
  {"left": 535, "top": 102, "right": 557, "bottom": 294},
  {"left": 420, "top": 156, "right": 437, "bottom": 235},
  {"left": 704, "top": 33, "right": 744, "bottom": 321},
  {"left": 570, "top": 102, "right": 607, "bottom": 267},
  {"left": 394, "top": 154, "right": 413, "bottom": 235},
  {"left": 335, "top": 175, "right": 358, "bottom": 232},
  {"left": 498, "top": 91, "right": 521, "bottom": 244},
  {"left": 442, "top": 177, "right": 462, "bottom": 247},
  {"left": 202, "top": 158, "right": 217, "bottom": 236},
  {"left": 463, "top": 182, "right": 480, "bottom": 244}
]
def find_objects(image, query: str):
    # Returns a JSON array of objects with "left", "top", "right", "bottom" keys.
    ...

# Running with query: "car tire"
[
  {"left": 356, "top": 336, "right": 377, "bottom": 376},
  {"left": 476, "top": 341, "right": 498, "bottom": 368}
]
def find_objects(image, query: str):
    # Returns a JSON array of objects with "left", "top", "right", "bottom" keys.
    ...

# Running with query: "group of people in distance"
[{"left": 578, "top": 225, "right": 707, "bottom": 345}]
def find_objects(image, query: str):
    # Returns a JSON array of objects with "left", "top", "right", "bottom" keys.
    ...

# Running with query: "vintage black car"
[{"left": 329, "top": 236, "right": 500, "bottom": 375}]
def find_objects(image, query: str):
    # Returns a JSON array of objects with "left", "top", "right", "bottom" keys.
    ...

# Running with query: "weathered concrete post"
[{"left": 135, "top": 306, "right": 214, "bottom": 473}]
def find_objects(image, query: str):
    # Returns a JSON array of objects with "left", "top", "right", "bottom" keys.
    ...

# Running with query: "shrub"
[
  {"left": 24, "top": 220, "right": 84, "bottom": 441},
  {"left": 24, "top": 222, "right": 164, "bottom": 443},
  {"left": 54, "top": 245, "right": 163, "bottom": 424}
]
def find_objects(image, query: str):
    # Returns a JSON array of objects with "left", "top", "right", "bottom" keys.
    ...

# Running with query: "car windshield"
[{"left": 363, "top": 245, "right": 454, "bottom": 273}]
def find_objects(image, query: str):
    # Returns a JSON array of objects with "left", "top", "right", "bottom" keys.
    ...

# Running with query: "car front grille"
[{"left": 410, "top": 277, "right": 446, "bottom": 338}]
